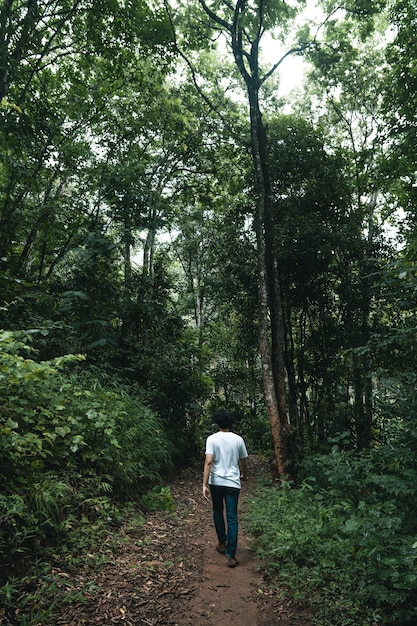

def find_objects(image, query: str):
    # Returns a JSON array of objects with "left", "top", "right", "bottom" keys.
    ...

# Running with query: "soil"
[{"left": 44, "top": 457, "right": 313, "bottom": 625}]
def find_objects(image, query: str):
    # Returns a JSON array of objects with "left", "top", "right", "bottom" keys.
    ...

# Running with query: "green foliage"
[
  {"left": 141, "top": 486, "right": 176, "bottom": 512},
  {"left": 371, "top": 257, "right": 417, "bottom": 376},
  {"left": 0, "top": 329, "right": 173, "bottom": 577},
  {"left": 384, "top": 0, "right": 417, "bottom": 196},
  {"left": 0, "top": 503, "right": 146, "bottom": 624},
  {"left": 2, "top": 0, "right": 417, "bottom": 621},
  {"left": 231, "top": 409, "right": 273, "bottom": 456},
  {"left": 245, "top": 444, "right": 417, "bottom": 625},
  {"left": 0, "top": 562, "right": 99, "bottom": 626}
]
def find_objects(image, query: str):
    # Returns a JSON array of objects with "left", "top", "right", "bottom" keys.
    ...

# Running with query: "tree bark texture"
[{"left": 248, "top": 87, "right": 289, "bottom": 476}]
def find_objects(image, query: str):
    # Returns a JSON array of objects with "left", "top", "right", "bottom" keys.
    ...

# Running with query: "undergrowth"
[
  {"left": 0, "top": 503, "right": 147, "bottom": 625},
  {"left": 0, "top": 330, "right": 174, "bottom": 622},
  {"left": 244, "top": 443, "right": 417, "bottom": 625}
]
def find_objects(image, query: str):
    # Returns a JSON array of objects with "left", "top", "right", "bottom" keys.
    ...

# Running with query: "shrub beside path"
[{"left": 48, "top": 457, "right": 311, "bottom": 625}]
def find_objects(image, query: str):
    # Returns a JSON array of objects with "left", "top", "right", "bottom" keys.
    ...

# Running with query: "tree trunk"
[
  {"left": 247, "top": 80, "right": 289, "bottom": 476},
  {"left": 254, "top": 204, "right": 288, "bottom": 476},
  {"left": 196, "top": 0, "right": 293, "bottom": 476},
  {"left": 352, "top": 349, "right": 373, "bottom": 449},
  {"left": 122, "top": 207, "right": 132, "bottom": 289}
]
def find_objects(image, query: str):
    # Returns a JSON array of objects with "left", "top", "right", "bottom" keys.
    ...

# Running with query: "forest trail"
[
  {"left": 51, "top": 457, "right": 311, "bottom": 625},
  {"left": 177, "top": 530, "right": 259, "bottom": 624}
]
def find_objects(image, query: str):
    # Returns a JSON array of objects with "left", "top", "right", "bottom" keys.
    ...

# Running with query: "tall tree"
[
  {"left": 384, "top": 0, "right": 417, "bottom": 243},
  {"left": 168, "top": 0, "right": 311, "bottom": 475},
  {"left": 296, "top": 2, "right": 392, "bottom": 449},
  {"left": 266, "top": 114, "right": 353, "bottom": 452},
  {"left": 0, "top": 0, "right": 174, "bottom": 317}
]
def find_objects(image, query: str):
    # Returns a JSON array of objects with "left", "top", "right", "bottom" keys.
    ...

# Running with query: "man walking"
[{"left": 203, "top": 409, "right": 248, "bottom": 568}]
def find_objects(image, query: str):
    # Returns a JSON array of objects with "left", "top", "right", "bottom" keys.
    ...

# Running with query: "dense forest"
[{"left": 1, "top": 0, "right": 417, "bottom": 623}]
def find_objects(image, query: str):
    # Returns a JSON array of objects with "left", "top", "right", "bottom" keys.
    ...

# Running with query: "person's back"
[
  {"left": 205, "top": 430, "right": 246, "bottom": 488},
  {"left": 202, "top": 410, "right": 248, "bottom": 568}
]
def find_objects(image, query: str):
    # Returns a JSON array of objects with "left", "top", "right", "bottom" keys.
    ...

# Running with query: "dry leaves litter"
[{"left": 9, "top": 458, "right": 311, "bottom": 626}]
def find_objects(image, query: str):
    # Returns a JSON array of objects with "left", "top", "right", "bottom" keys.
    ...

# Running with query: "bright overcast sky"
[{"left": 260, "top": 0, "right": 323, "bottom": 95}]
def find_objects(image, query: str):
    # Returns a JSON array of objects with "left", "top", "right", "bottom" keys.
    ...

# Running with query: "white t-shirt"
[{"left": 205, "top": 431, "right": 248, "bottom": 488}]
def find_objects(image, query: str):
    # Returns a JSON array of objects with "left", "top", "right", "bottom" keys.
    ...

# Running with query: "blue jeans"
[{"left": 209, "top": 485, "right": 240, "bottom": 559}]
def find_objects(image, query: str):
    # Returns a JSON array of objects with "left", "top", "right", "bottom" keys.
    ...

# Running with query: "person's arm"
[
  {"left": 239, "top": 457, "right": 248, "bottom": 481},
  {"left": 203, "top": 454, "right": 214, "bottom": 500}
]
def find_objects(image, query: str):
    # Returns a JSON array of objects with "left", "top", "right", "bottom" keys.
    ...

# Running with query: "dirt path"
[
  {"left": 171, "top": 458, "right": 310, "bottom": 626},
  {"left": 49, "top": 457, "right": 311, "bottom": 625},
  {"left": 175, "top": 504, "right": 259, "bottom": 625}
]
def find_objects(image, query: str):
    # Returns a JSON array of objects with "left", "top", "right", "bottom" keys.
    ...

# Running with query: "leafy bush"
[
  {"left": 244, "top": 446, "right": 417, "bottom": 625},
  {"left": 0, "top": 329, "right": 172, "bottom": 576},
  {"left": 141, "top": 485, "right": 176, "bottom": 512}
]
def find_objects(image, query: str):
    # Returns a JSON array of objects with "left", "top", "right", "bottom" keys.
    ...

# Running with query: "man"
[{"left": 202, "top": 409, "right": 248, "bottom": 568}]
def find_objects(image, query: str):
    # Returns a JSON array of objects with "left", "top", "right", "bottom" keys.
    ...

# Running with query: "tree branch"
[
  {"left": 260, "top": 41, "right": 313, "bottom": 86},
  {"left": 163, "top": 0, "right": 249, "bottom": 147},
  {"left": 197, "top": 0, "right": 232, "bottom": 32}
]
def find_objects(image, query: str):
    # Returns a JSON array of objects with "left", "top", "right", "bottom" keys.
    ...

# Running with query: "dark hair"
[{"left": 213, "top": 409, "right": 234, "bottom": 429}]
